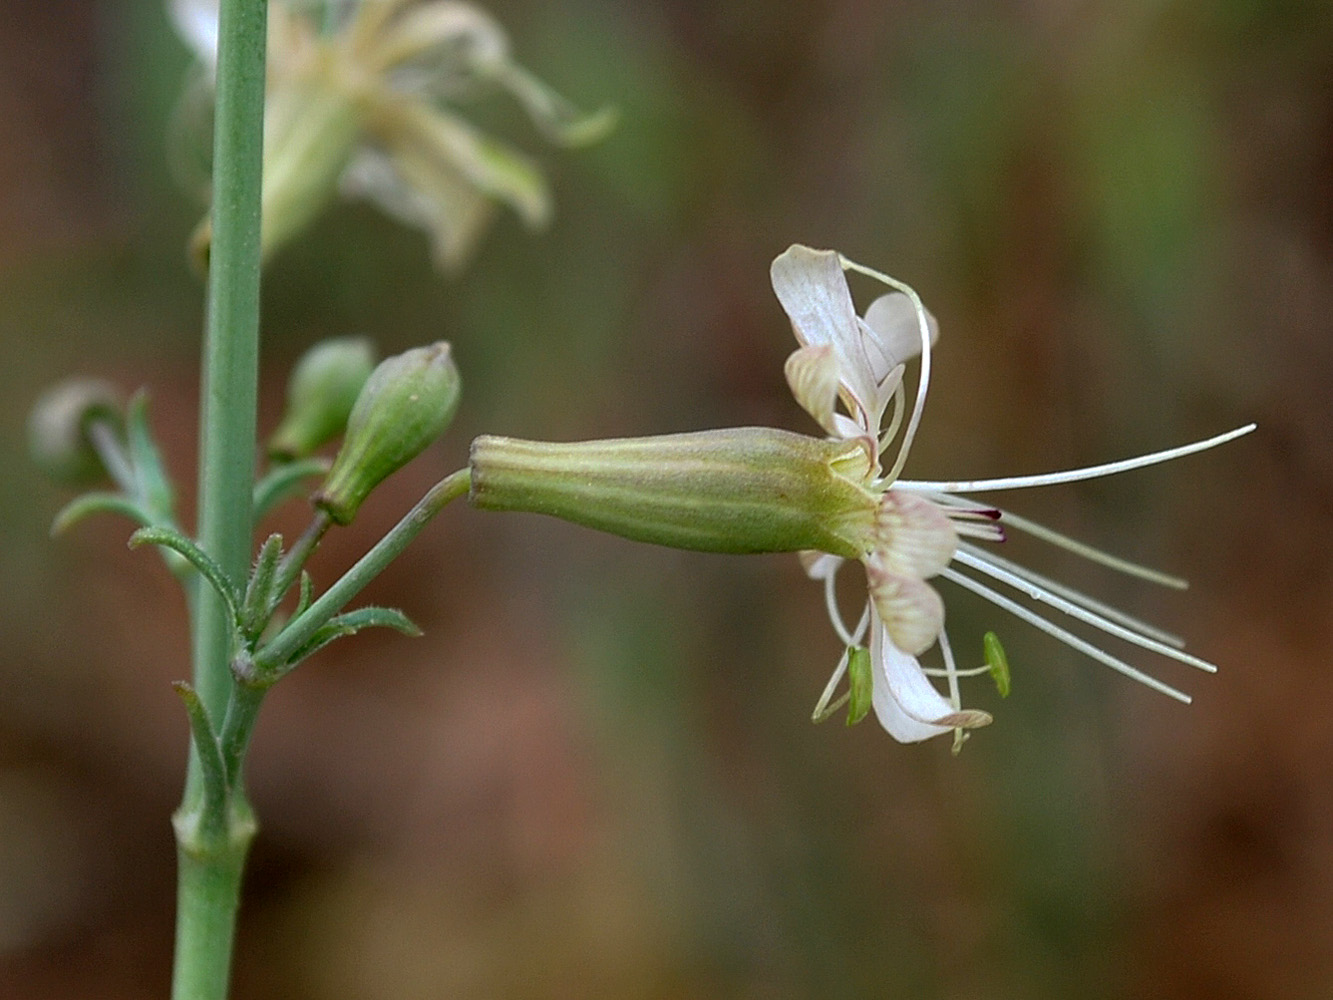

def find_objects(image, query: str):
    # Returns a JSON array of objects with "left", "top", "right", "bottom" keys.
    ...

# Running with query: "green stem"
[
  {"left": 174, "top": 1, "right": 268, "bottom": 998},
  {"left": 172, "top": 831, "right": 255, "bottom": 1000},
  {"left": 272, "top": 510, "right": 332, "bottom": 600},
  {"left": 255, "top": 469, "right": 470, "bottom": 676}
]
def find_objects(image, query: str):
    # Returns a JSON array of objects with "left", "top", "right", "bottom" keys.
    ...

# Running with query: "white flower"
[
  {"left": 771, "top": 244, "right": 1254, "bottom": 746},
  {"left": 170, "top": 0, "right": 614, "bottom": 269}
]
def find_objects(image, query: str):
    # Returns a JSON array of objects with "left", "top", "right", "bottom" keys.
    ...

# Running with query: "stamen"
[
  {"left": 990, "top": 508, "right": 1187, "bottom": 589},
  {"left": 922, "top": 664, "right": 993, "bottom": 678},
  {"left": 938, "top": 629, "right": 963, "bottom": 710},
  {"left": 938, "top": 630, "right": 971, "bottom": 754},
  {"left": 955, "top": 541, "right": 1185, "bottom": 648},
  {"left": 823, "top": 568, "right": 856, "bottom": 646},
  {"left": 895, "top": 424, "right": 1255, "bottom": 494},
  {"left": 951, "top": 548, "right": 1216, "bottom": 672},
  {"left": 943, "top": 505, "right": 1002, "bottom": 521},
  {"left": 940, "top": 568, "right": 1191, "bottom": 703},
  {"left": 877, "top": 379, "right": 906, "bottom": 468},
  {"left": 953, "top": 521, "right": 1006, "bottom": 542},
  {"left": 812, "top": 650, "right": 850, "bottom": 722},
  {"left": 839, "top": 256, "right": 934, "bottom": 483}
]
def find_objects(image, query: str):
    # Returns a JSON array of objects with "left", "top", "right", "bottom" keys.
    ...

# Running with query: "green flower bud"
[
  {"left": 268, "top": 336, "right": 377, "bottom": 461},
  {"left": 28, "top": 378, "right": 124, "bottom": 486},
  {"left": 314, "top": 342, "right": 462, "bottom": 524},
  {"left": 468, "top": 427, "right": 880, "bottom": 557}
]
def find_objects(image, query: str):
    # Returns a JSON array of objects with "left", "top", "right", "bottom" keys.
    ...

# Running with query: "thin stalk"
[
  {"left": 173, "top": 1, "right": 268, "bottom": 999},
  {"left": 255, "top": 469, "right": 470, "bottom": 677}
]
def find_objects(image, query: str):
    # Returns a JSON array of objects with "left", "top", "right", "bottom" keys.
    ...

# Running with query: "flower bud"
[
  {"left": 268, "top": 336, "right": 376, "bottom": 461},
  {"left": 28, "top": 378, "right": 124, "bottom": 486},
  {"left": 468, "top": 427, "right": 880, "bottom": 557},
  {"left": 314, "top": 342, "right": 461, "bottom": 524}
]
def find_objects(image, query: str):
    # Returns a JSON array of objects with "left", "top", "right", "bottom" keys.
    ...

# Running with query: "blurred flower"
[
  {"left": 172, "top": 0, "right": 614, "bottom": 269},
  {"left": 773, "top": 245, "right": 1253, "bottom": 747}
]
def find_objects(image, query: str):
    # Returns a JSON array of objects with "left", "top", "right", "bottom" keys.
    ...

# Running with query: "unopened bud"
[
  {"left": 28, "top": 378, "right": 124, "bottom": 486},
  {"left": 468, "top": 427, "right": 880, "bottom": 557},
  {"left": 268, "top": 336, "right": 376, "bottom": 460},
  {"left": 314, "top": 342, "right": 461, "bottom": 524}
]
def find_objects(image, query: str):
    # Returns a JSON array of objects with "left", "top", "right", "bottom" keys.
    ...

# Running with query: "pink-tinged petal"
[
  {"left": 784, "top": 344, "right": 841, "bottom": 436},
  {"left": 770, "top": 246, "right": 877, "bottom": 417},
  {"left": 862, "top": 292, "right": 939, "bottom": 368},
  {"left": 875, "top": 491, "right": 957, "bottom": 578},
  {"left": 870, "top": 620, "right": 992, "bottom": 743},
  {"left": 865, "top": 563, "right": 944, "bottom": 655}
]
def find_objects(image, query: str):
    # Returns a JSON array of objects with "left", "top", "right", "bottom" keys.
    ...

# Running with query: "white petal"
[
  {"left": 770, "top": 245, "right": 877, "bottom": 418},
  {"left": 862, "top": 292, "right": 939, "bottom": 368},
  {"left": 784, "top": 344, "right": 841, "bottom": 436},
  {"left": 340, "top": 146, "right": 493, "bottom": 270},
  {"left": 366, "top": 1, "right": 510, "bottom": 73},
  {"left": 865, "top": 562, "right": 944, "bottom": 655},
  {"left": 388, "top": 102, "right": 550, "bottom": 226},
  {"left": 870, "top": 619, "right": 990, "bottom": 743},
  {"left": 170, "top": 0, "right": 220, "bottom": 65},
  {"left": 875, "top": 490, "right": 957, "bottom": 578}
]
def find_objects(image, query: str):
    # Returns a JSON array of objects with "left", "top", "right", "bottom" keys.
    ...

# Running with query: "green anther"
[
  {"left": 983, "top": 631, "right": 1011, "bottom": 698},
  {"left": 845, "top": 646, "right": 873, "bottom": 726}
]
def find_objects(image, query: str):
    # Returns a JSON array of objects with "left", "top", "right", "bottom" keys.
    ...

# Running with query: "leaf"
[
  {"left": 51, "top": 492, "right": 154, "bottom": 536},
  {"left": 293, "top": 570, "right": 314, "bottom": 620},
  {"left": 252, "top": 457, "right": 329, "bottom": 522},
  {"left": 125, "top": 390, "right": 177, "bottom": 521},
  {"left": 279, "top": 605, "right": 421, "bottom": 668},
  {"left": 240, "top": 534, "right": 284, "bottom": 642},
  {"left": 130, "top": 526, "right": 242, "bottom": 622},
  {"left": 172, "top": 681, "right": 227, "bottom": 799}
]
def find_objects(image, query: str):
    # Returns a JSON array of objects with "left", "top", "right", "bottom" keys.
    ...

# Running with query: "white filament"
[{"left": 940, "top": 567, "right": 1191, "bottom": 703}]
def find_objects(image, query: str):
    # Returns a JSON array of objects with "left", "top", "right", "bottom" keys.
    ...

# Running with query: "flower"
[
  {"left": 171, "top": 0, "right": 614, "bottom": 269},
  {"left": 771, "top": 245, "right": 1254, "bottom": 747}
]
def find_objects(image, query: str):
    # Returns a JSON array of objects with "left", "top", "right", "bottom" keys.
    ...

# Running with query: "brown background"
[{"left": 1, "top": 1, "right": 1330, "bottom": 997}]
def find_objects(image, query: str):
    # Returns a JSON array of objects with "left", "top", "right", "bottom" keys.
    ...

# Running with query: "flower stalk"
[{"left": 173, "top": 0, "right": 268, "bottom": 998}]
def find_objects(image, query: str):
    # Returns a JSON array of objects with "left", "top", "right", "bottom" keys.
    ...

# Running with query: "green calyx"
[
  {"left": 468, "top": 427, "right": 879, "bottom": 558},
  {"left": 268, "top": 336, "right": 376, "bottom": 461},
  {"left": 314, "top": 342, "right": 462, "bottom": 524}
]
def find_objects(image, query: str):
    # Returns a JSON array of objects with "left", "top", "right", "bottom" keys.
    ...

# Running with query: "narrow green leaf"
[
  {"left": 845, "top": 646, "right": 873, "bottom": 726},
  {"left": 51, "top": 492, "right": 154, "bottom": 536},
  {"left": 267, "top": 606, "right": 421, "bottom": 677},
  {"left": 171, "top": 681, "right": 227, "bottom": 801},
  {"left": 130, "top": 526, "right": 243, "bottom": 621},
  {"left": 293, "top": 570, "right": 314, "bottom": 620},
  {"left": 252, "top": 457, "right": 329, "bottom": 522},
  {"left": 323, "top": 606, "right": 422, "bottom": 637},
  {"left": 240, "top": 534, "right": 284, "bottom": 642},
  {"left": 984, "top": 631, "right": 1011, "bottom": 698},
  {"left": 125, "top": 391, "right": 177, "bottom": 521}
]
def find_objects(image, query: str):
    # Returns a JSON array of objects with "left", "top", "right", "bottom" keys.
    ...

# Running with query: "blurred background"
[{"left": 1, "top": 1, "right": 1330, "bottom": 997}]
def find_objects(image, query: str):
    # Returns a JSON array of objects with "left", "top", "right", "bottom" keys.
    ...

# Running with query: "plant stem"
[
  {"left": 174, "top": 0, "right": 268, "bottom": 998},
  {"left": 255, "top": 469, "right": 470, "bottom": 677}
]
